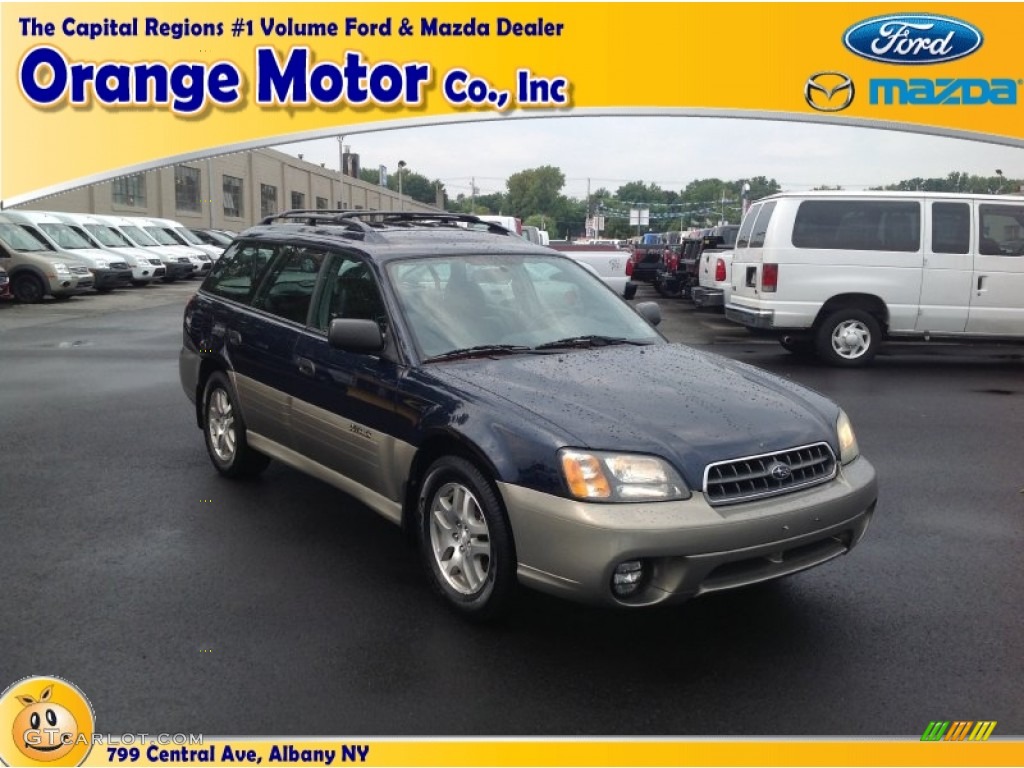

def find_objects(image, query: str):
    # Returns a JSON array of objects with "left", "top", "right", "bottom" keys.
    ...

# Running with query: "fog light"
[{"left": 612, "top": 560, "right": 645, "bottom": 598}]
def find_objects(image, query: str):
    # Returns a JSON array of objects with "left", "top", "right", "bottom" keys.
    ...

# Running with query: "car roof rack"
[{"left": 258, "top": 210, "right": 516, "bottom": 237}]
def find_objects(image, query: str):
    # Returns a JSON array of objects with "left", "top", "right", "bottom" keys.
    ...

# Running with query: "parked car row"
[{"left": 0, "top": 211, "right": 229, "bottom": 303}]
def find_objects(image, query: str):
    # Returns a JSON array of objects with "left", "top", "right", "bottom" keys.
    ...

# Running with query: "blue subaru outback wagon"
[{"left": 180, "top": 211, "right": 877, "bottom": 619}]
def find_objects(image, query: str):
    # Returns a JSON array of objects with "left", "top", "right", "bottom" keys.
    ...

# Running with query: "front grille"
[
  {"left": 149, "top": 259, "right": 162, "bottom": 266},
  {"left": 110, "top": 262, "right": 129, "bottom": 270},
  {"left": 70, "top": 266, "right": 91, "bottom": 275},
  {"left": 703, "top": 442, "right": 836, "bottom": 506},
  {"left": 177, "top": 257, "right": 190, "bottom": 263}
]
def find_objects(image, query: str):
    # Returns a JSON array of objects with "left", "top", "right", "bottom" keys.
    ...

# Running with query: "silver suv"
[{"left": 0, "top": 215, "right": 94, "bottom": 302}]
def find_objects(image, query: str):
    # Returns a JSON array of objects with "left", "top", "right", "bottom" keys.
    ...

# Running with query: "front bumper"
[
  {"left": 691, "top": 286, "right": 724, "bottom": 308},
  {"left": 630, "top": 263, "right": 661, "bottom": 282},
  {"left": 92, "top": 268, "right": 133, "bottom": 289},
  {"left": 499, "top": 456, "right": 877, "bottom": 607},
  {"left": 164, "top": 261, "right": 194, "bottom": 280}
]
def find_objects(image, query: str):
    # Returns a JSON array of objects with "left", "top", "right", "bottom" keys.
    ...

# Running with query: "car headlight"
[
  {"left": 52, "top": 262, "right": 70, "bottom": 274},
  {"left": 559, "top": 449, "right": 690, "bottom": 502},
  {"left": 837, "top": 409, "right": 859, "bottom": 465}
]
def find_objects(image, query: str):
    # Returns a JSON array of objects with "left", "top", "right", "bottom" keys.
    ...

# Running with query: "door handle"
[
  {"left": 227, "top": 330, "right": 242, "bottom": 345},
  {"left": 977, "top": 275, "right": 986, "bottom": 293},
  {"left": 297, "top": 357, "right": 316, "bottom": 377}
]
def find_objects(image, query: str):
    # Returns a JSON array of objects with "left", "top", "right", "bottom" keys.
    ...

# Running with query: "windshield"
[
  {"left": 387, "top": 254, "right": 662, "bottom": 360},
  {"left": 143, "top": 226, "right": 181, "bottom": 246},
  {"left": 203, "top": 230, "right": 234, "bottom": 246},
  {"left": 0, "top": 223, "right": 52, "bottom": 252},
  {"left": 174, "top": 227, "right": 204, "bottom": 245},
  {"left": 38, "top": 223, "right": 93, "bottom": 249},
  {"left": 120, "top": 225, "right": 159, "bottom": 246},
  {"left": 84, "top": 224, "right": 131, "bottom": 248}
]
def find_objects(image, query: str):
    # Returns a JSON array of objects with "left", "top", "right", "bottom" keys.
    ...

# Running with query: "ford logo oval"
[
  {"left": 768, "top": 462, "right": 793, "bottom": 481},
  {"left": 843, "top": 14, "right": 983, "bottom": 65}
]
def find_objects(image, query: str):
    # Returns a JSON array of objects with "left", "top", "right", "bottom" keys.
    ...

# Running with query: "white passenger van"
[{"left": 725, "top": 191, "right": 1024, "bottom": 366}]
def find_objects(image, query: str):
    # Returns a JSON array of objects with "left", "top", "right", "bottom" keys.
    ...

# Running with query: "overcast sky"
[{"left": 275, "top": 116, "right": 1024, "bottom": 201}]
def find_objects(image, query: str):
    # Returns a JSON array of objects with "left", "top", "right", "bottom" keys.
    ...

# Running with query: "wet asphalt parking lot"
[{"left": 0, "top": 281, "right": 1021, "bottom": 736}]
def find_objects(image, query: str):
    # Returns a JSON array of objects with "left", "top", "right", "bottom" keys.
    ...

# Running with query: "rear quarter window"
[
  {"left": 202, "top": 242, "right": 277, "bottom": 304},
  {"left": 793, "top": 200, "right": 920, "bottom": 252}
]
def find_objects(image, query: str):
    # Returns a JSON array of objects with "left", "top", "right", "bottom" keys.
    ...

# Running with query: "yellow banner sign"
[{"left": 2, "top": 2, "right": 1024, "bottom": 204}]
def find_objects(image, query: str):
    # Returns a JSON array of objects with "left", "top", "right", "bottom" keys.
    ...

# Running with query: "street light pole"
[{"left": 397, "top": 160, "right": 407, "bottom": 211}]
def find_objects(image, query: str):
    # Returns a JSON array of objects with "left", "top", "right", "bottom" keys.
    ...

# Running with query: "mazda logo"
[
  {"left": 805, "top": 72, "right": 855, "bottom": 112},
  {"left": 768, "top": 462, "right": 793, "bottom": 481}
]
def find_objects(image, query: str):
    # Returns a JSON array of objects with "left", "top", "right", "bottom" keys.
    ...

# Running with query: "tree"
[
  {"left": 504, "top": 166, "right": 566, "bottom": 219},
  {"left": 358, "top": 167, "right": 385, "bottom": 186}
]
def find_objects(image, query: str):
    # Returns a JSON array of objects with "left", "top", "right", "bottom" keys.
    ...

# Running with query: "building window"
[
  {"left": 112, "top": 173, "right": 147, "bottom": 207},
  {"left": 260, "top": 184, "right": 277, "bottom": 218},
  {"left": 316, "top": 196, "right": 328, "bottom": 210},
  {"left": 291, "top": 191, "right": 306, "bottom": 210},
  {"left": 175, "top": 166, "right": 202, "bottom": 212},
  {"left": 337, "top": 200, "right": 345, "bottom": 209},
  {"left": 223, "top": 175, "right": 244, "bottom": 218}
]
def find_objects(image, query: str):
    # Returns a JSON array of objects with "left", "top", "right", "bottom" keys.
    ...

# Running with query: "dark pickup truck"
[
  {"left": 625, "top": 242, "right": 666, "bottom": 283},
  {"left": 654, "top": 226, "right": 739, "bottom": 300}
]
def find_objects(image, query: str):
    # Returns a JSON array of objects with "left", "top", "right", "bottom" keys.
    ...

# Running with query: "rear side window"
[
  {"left": 978, "top": 203, "right": 1024, "bottom": 256},
  {"left": 748, "top": 202, "right": 777, "bottom": 248},
  {"left": 252, "top": 245, "right": 328, "bottom": 324},
  {"left": 202, "top": 242, "right": 277, "bottom": 304},
  {"left": 931, "top": 202, "right": 970, "bottom": 254},
  {"left": 735, "top": 205, "right": 759, "bottom": 248},
  {"left": 793, "top": 201, "right": 920, "bottom": 251}
]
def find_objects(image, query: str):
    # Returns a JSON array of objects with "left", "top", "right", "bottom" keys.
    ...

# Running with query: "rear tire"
[
  {"left": 202, "top": 371, "right": 270, "bottom": 479},
  {"left": 12, "top": 273, "right": 46, "bottom": 303},
  {"left": 417, "top": 456, "right": 516, "bottom": 620},
  {"left": 814, "top": 309, "right": 881, "bottom": 367}
]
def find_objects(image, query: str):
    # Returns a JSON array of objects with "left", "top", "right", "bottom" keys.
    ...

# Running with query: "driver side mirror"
[
  {"left": 635, "top": 301, "right": 661, "bottom": 327},
  {"left": 328, "top": 318, "right": 384, "bottom": 353}
]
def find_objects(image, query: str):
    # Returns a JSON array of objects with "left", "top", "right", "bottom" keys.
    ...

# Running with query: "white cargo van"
[
  {"left": 144, "top": 216, "right": 224, "bottom": 259},
  {"left": 98, "top": 215, "right": 195, "bottom": 282},
  {"left": 725, "top": 191, "right": 1024, "bottom": 366},
  {"left": 128, "top": 217, "right": 211, "bottom": 277},
  {"left": 51, "top": 212, "right": 164, "bottom": 286}
]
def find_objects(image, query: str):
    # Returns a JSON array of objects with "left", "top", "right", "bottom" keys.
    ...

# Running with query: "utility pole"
[
  {"left": 470, "top": 177, "right": 476, "bottom": 213},
  {"left": 397, "top": 160, "right": 406, "bottom": 211},
  {"left": 336, "top": 135, "right": 345, "bottom": 209},
  {"left": 586, "top": 177, "right": 591, "bottom": 239}
]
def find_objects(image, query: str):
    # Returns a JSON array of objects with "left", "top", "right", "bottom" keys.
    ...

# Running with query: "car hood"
[{"left": 429, "top": 344, "right": 840, "bottom": 486}]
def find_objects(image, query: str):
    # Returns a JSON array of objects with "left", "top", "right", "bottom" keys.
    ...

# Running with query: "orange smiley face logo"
[
  {"left": 0, "top": 677, "right": 95, "bottom": 767},
  {"left": 13, "top": 686, "right": 78, "bottom": 762}
]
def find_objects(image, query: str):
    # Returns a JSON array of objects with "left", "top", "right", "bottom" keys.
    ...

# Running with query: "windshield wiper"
[
  {"left": 533, "top": 335, "right": 651, "bottom": 350},
  {"left": 423, "top": 344, "right": 534, "bottom": 362}
]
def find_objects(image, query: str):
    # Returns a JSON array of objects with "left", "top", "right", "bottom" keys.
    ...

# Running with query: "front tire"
[
  {"left": 202, "top": 371, "right": 270, "bottom": 478},
  {"left": 417, "top": 456, "right": 516, "bottom": 620},
  {"left": 12, "top": 273, "right": 46, "bottom": 303},
  {"left": 815, "top": 309, "right": 881, "bottom": 367}
]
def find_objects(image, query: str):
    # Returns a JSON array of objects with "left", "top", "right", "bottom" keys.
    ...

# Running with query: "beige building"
[{"left": 15, "top": 147, "right": 441, "bottom": 228}]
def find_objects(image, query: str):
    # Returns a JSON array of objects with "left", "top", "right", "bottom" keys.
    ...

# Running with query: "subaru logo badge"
[
  {"left": 805, "top": 72, "right": 855, "bottom": 112},
  {"left": 843, "top": 14, "right": 983, "bottom": 64},
  {"left": 768, "top": 462, "right": 793, "bottom": 481}
]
